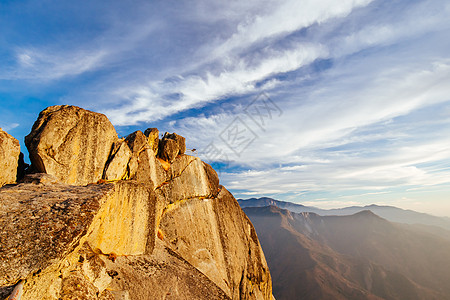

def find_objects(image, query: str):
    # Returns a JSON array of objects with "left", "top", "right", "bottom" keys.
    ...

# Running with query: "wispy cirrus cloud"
[
  {"left": 96, "top": 0, "right": 378, "bottom": 125},
  {"left": 105, "top": 43, "right": 328, "bottom": 125},
  {"left": 5, "top": 48, "right": 108, "bottom": 80},
  {"left": 2, "top": 0, "right": 450, "bottom": 216}
]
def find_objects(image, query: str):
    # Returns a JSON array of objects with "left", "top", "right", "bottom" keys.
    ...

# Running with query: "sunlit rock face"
[
  {"left": 25, "top": 105, "right": 118, "bottom": 186},
  {"left": 0, "top": 105, "right": 272, "bottom": 300},
  {"left": 0, "top": 128, "right": 20, "bottom": 186}
]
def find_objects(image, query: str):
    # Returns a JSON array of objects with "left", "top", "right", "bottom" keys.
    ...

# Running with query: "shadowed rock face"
[
  {"left": 158, "top": 132, "right": 186, "bottom": 163},
  {"left": 0, "top": 106, "right": 272, "bottom": 300},
  {"left": 0, "top": 128, "right": 20, "bottom": 186}
]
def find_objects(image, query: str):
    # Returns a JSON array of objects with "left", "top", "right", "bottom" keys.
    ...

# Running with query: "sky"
[{"left": 1, "top": 0, "right": 450, "bottom": 216}]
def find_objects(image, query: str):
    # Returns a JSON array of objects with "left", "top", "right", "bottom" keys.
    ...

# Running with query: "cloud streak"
[{"left": 1, "top": 0, "right": 450, "bottom": 215}]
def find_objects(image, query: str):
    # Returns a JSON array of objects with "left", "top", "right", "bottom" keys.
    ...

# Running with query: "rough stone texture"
[
  {"left": 171, "top": 132, "right": 186, "bottom": 155},
  {"left": 103, "top": 140, "right": 132, "bottom": 181},
  {"left": 0, "top": 106, "right": 272, "bottom": 300},
  {"left": 158, "top": 132, "right": 186, "bottom": 163},
  {"left": 131, "top": 149, "right": 159, "bottom": 187},
  {"left": 0, "top": 181, "right": 113, "bottom": 287},
  {"left": 144, "top": 128, "right": 159, "bottom": 154},
  {"left": 125, "top": 131, "right": 147, "bottom": 154},
  {"left": 159, "top": 187, "right": 272, "bottom": 300},
  {"left": 0, "top": 178, "right": 270, "bottom": 299},
  {"left": 24, "top": 105, "right": 118, "bottom": 185},
  {"left": 103, "top": 241, "right": 231, "bottom": 300},
  {"left": 212, "top": 188, "right": 272, "bottom": 300},
  {"left": 159, "top": 138, "right": 179, "bottom": 163},
  {"left": 85, "top": 181, "right": 157, "bottom": 256},
  {"left": 124, "top": 130, "right": 167, "bottom": 187},
  {"left": 157, "top": 155, "right": 218, "bottom": 203},
  {"left": 0, "top": 128, "right": 20, "bottom": 186},
  {"left": 16, "top": 152, "right": 29, "bottom": 182},
  {"left": 20, "top": 173, "right": 60, "bottom": 185}
]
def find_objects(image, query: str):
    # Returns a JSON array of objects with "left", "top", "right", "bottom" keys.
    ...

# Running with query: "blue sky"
[{"left": 1, "top": 0, "right": 450, "bottom": 216}]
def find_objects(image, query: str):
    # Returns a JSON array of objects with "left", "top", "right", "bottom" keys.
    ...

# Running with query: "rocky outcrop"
[
  {"left": 0, "top": 106, "right": 272, "bottom": 300},
  {"left": 102, "top": 139, "right": 131, "bottom": 181},
  {"left": 0, "top": 128, "right": 20, "bottom": 186},
  {"left": 25, "top": 105, "right": 118, "bottom": 185},
  {"left": 159, "top": 187, "right": 271, "bottom": 299},
  {"left": 158, "top": 132, "right": 186, "bottom": 163},
  {"left": 144, "top": 127, "right": 159, "bottom": 154}
]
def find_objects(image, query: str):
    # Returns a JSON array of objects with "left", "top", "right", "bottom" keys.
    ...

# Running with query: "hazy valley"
[{"left": 241, "top": 199, "right": 450, "bottom": 300}]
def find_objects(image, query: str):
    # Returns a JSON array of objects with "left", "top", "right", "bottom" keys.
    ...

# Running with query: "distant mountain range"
[
  {"left": 238, "top": 197, "right": 450, "bottom": 231},
  {"left": 244, "top": 205, "right": 450, "bottom": 300}
]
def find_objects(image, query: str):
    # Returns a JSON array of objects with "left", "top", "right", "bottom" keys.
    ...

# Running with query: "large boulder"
[
  {"left": 158, "top": 132, "right": 186, "bottom": 163},
  {"left": 25, "top": 106, "right": 118, "bottom": 185},
  {"left": 0, "top": 128, "right": 20, "bottom": 186},
  {"left": 144, "top": 128, "right": 159, "bottom": 154}
]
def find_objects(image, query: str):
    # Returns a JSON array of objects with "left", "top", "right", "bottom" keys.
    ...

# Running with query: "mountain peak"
[
  {"left": 0, "top": 105, "right": 273, "bottom": 299},
  {"left": 353, "top": 209, "right": 380, "bottom": 217}
]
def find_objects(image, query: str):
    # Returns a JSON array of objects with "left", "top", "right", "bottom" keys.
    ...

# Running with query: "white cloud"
[
  {"left": 105, "top": 43, "right": 328, "bottom": 125},
  {"left": 207, "top": 0, "right": 374, "bottom": 59},
  {"left": 100, "top": 0, "right": 378, "bottom": 125},
  {"left": 11, "top": 48, "right": 107, "bottom": 80},
  {"left": 0, "top": 123, "right": 19, "bottom": 132},
  {"left": 3, "top": 0, "right": 450, "bottom": 215}
]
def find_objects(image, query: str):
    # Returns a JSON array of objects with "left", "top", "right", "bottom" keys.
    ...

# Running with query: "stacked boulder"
[
  {"left": 0, "top": 105, "right": 272, "bottom": 300},
  {"left": 0, "top": 128, "right": 20, "bottom": 186}
]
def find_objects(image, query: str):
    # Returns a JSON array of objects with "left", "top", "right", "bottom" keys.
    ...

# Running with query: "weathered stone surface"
[
  {"left": 16, "top": 152, "right": 28, "bottom": 182},
  {"left": 137, "top": 149, "right": 168, "bottom": 187},
  {"left": 24, "top": 105, "right": 118, "bottom": 185},
  {"left": 157, "top": 156, "right": 217, "bottom": 203},
  {"left": 144, "top": 128, "right": 159, "bottom": 154},
  {"left": 159, "top": 138, "right": 179, "bottom": 163},
  {"left": 103, "top": 140, "right": 131, "bottom": 181},
  {"left": 124, "top": 130, "right": 167, "bottom": 187},
  {"left": 0, "top": 182, "right": 113, "bottom": 287},
  {"left": 203, "top": 161, "right": 220, "bottom": 197},
  {"left": 159, "top": 197, "right": 231, "bottom": 294},
  {"left": 103, "top": 241, "right": 231, "bottom": 300},
  {"left": 60, "top": 271, "right": 99, "bottom": 299},
  {"left": 0, "top": 178, "right": 271, "bottom": 299},
  {"left": 159, "top": 187, "right": 272, "bottom": 300},
  {"left": 85, "top": 181, "right": 157, "bottom": 256},
  {"left": 158, "top": 132, "right": 186, "bottom": 163},
  {"left": 20, "top": 173, "right": 60, "bottom": 185},
  {"left": 171, "top": 132, "right": 186, "bottom": 155},
  {"left": 0, "top": 128, "right": 20, "bottom": 186},
  {"left": 212, "top": 188, "right": 272, "bottom": 299},
  {"left": 125, "top": 131, "right": 147, "bottom": 154},
  {"left": 1, "top": 106, "right": 272, "bottom": 299}
]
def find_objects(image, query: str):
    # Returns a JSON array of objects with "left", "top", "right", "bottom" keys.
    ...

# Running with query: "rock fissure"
[{"left": 153, "top": 157, "right": 196, "bottom": 192}]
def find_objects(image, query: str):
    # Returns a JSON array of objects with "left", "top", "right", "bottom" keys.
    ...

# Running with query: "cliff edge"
[{"left": 0, "top": 105, "right": 272, "bottom": 300}]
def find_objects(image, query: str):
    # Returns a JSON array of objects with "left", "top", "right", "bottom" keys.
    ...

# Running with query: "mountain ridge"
[
  {"left": 238, "top": 197, "right": 450, "bottom": 230},
  {"left": 244, "top": 205, "right": 450, "bottom": 300}
]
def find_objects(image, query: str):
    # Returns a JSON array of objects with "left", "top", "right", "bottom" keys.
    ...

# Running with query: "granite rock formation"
[
  {"left": 24, "top": 105, "right": 118, "bottom": 186},
  {"left": 158, "top": 132, "right": 186, "bottom": 163},
  {"left": 0, "top": 128, "right": 20, "bottom": 187},
  {"left": 0, "top": 106, "right": 272, "bottom": 300}
]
